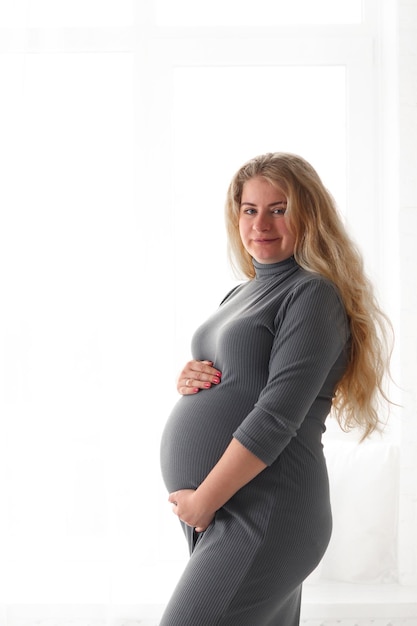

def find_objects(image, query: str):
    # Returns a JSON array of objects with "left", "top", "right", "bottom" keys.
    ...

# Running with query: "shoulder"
[
  {"left": 286, "top": 267, "right": 343, "bottom": 301},
  {"left": 279, "top": 270, "right": 349, "bottom": 336},
  {"left": 219, "top": 266, "right": 344, "bottom": 311}
]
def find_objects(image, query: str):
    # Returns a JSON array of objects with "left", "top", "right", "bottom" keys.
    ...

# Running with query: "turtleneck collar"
[{"left": 253, "top": 256, "right": 297, "bottom": 280}]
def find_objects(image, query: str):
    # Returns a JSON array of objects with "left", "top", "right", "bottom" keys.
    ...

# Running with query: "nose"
[{"left": 253, "top": 213, "right": 271, "bottom": 232}]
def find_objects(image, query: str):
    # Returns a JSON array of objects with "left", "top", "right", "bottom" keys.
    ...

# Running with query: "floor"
[
  {"left": 2, "top": 588, "right": 417, "bottom": 626},
  {"left": 5, "top": 622, "right": 157, "bottom": 626},
  {"left": 1, "top": 620, "right": 156, "bottom": 626},
  {"left": 5, "top": 618, "right": 417, "bottom": 626}
]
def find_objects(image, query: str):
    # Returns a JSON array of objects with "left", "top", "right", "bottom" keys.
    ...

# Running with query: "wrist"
[{"left": 194, "top": 484, "right": 217, "bottom": 519}]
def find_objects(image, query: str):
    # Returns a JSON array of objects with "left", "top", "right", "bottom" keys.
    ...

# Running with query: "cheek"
[
  {"left": 281, "top": 222, "right": 296, "bottom": 250},
  {"left": 282, "top": 218, "right": 295, "bottom": 238}
]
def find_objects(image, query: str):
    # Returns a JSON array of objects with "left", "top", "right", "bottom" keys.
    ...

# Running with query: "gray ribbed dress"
[{"left": 160, "top": 257, "right": 350, "bottom": 625}]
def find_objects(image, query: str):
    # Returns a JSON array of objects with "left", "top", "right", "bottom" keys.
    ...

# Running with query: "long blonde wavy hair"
[{"left": 225, "top": 152, "right": 393, "bottom": 439}]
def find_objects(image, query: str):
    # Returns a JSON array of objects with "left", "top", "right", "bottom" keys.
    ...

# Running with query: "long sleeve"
[{"left": 233, "top": 277, "right": 349, "bottom": 465}]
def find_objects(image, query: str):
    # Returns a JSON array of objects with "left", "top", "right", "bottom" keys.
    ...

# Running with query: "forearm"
[
  {"left": 194, "top": 437, "right": 267, "bottom": 513},
  {"left": 168, "top": 438, "right": 268, "bottom": 532}
]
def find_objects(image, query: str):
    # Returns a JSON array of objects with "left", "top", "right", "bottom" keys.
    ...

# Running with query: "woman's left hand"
[{"left": 168, "top": 489, "right": 215, "bottom": 533}]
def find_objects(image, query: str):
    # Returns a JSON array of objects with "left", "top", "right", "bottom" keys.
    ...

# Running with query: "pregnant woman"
[{"left": 159, "top": 152, "right": 392, "bottom": 625}]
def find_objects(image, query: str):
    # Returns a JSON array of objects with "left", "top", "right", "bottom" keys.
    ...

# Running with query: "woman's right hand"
[{"left": 177, "top": 360, "right": 222, "bottom": 395}]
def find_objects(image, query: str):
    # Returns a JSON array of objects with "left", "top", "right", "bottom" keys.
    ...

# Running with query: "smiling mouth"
[{"left": 253, "top": 238, "right": 279, "bottom": 243}]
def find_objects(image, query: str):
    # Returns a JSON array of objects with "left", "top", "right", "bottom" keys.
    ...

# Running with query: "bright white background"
[{"left": 0, "top": 0, "right": 414, "bottom": 614}]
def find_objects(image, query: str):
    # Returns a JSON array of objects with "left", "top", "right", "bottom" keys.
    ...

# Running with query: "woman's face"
[{"left": 239, "top": 176, "right": 296, "bottom": 264}]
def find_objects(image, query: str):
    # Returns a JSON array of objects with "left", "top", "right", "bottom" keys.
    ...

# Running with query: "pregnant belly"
[{"left": 160, "top": 388, "right": 251, "bottom": 493}]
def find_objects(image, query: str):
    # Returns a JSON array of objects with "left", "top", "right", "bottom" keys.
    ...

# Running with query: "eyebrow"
[{"left": 240, "top": 201, "right": 287, "bottom": 207}]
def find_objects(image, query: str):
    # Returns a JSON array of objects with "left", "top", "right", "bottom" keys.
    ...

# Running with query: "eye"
[
  {"left": 242, "top": 208, "right": 257, "bottom": 215},
  {"left": 272, "top": 206, "right": 287, "bottom": 216}
]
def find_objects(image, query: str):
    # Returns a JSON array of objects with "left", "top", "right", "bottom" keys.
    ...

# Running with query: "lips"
[{"left": 253, "top": 238, "right": 280, "bottom": 243}]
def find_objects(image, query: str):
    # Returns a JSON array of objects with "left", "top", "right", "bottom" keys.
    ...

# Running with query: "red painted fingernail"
[{"left": 204, "top": 382, "right": 211, "bottom": 388}]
